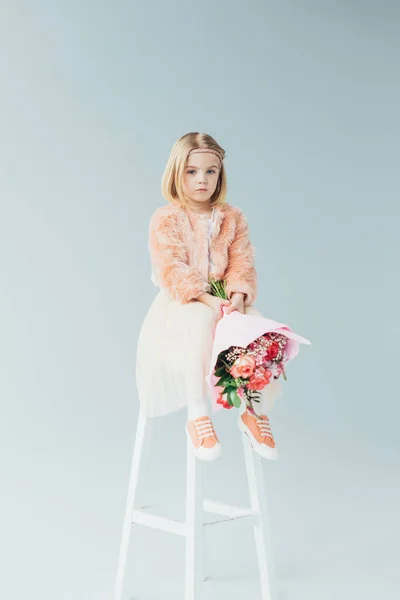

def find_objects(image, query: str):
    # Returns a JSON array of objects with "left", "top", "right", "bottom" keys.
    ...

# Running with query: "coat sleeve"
[
  {"left": 148, "top": 207, "right": 210, "bottom": 304},
  {"left": 224, "top": 208, "right": 258, "bottom": 306}
]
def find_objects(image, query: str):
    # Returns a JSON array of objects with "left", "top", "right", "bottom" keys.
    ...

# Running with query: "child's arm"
[
  {"left": 224, "top": 208, "right": 258, "bottom": 306},
  {"left": 149, "top": 208, "right": 210, "bottom": 304}
]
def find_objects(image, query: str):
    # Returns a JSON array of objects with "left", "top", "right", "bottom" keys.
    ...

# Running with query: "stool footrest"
[
  {"left": 203, "top": 499, "right": 257, "bottom": 519},
  {"left": 132, "top": 509, "right": 186, "bottom": 536},
  {"left": 132, "top": 500, "right": 259, "bottom": 536},
  {"left": 204, "top": 513, "right": 259, "bottom": 528}
]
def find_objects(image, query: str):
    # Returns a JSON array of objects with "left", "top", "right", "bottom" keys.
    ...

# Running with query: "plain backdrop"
[{"left": 1, "top": 1, "right": 399, "bottom": 599}]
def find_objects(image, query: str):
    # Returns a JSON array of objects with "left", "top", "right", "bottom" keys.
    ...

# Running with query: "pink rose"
[
  {"left": 248, "top": 367, "right": 272, "bottom": 391},
  {"left": 229, "top": 355, "right": 256, "bottom": 379}
]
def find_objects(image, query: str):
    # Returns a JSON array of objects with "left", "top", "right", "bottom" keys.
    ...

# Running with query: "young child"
[{"left": 136, "top": 132, "right": 278, "bottom": 461}]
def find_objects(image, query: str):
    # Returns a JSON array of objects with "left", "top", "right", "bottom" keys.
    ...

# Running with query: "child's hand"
[
  {"left": 207, "top": 296, "right": 231, "bottom": 320},
  {"left": 224, "top": 293, "right": 245, "bottom": 315}
]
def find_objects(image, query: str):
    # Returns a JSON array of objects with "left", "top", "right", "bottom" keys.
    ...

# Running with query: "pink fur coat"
[{"left": 148, "top": 202, "right": 258, "bottom": 306}]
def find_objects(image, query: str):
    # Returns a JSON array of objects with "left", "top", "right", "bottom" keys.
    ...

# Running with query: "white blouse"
[{"left": 207, "top": 207, "right": 216, "bottom": 271}]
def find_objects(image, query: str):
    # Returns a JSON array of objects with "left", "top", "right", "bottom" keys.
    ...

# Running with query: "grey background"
[{"left": 1, "top": 1, "right": 399, "bottom": 599}]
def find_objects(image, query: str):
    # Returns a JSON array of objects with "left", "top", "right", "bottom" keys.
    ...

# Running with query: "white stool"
[{"left": 113, "top": 409, "right": 278, "bottom": 600}]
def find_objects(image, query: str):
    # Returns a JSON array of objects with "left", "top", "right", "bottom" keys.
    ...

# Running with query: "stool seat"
[{"left": 113, "top": 409, "right": 278, "bottom": 599}]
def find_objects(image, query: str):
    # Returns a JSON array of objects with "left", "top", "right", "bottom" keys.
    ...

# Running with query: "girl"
[{"left": 135, "top": 132, "right": 279, "bottom": 461}]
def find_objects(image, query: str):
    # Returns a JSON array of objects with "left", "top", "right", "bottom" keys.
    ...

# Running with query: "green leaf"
[
  {"left": 214, "top": 366, "right": 227, "bottom": 377},
  {"left": 228, "top": 388, "right": 241, "bottom": 408},
  {"left": 219, "top": 376, "right": 239, "bottom": 388},
  {"left": 216, "top": 374, "right": 234, "bottom": 387},
  {"left": 224, "top": 385, "right": 236, "bottom": 396}
]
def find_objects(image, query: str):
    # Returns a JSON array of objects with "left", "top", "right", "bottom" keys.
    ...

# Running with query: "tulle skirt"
[{"left": 135, "top": 288, "right": 283, "bottom": 418}]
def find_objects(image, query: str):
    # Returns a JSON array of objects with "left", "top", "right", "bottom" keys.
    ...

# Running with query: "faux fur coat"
[{"left": 148, "top": 201, "right": 258, "bottom": 306}]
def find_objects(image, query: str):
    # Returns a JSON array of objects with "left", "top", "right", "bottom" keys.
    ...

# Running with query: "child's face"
[{"left": 182, "top": 152, "right": 221, "bottom": 206}]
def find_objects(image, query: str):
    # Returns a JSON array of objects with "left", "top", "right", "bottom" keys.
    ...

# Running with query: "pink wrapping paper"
[{"left": 206, "top": 308, "right": 311, "bottom": 413}]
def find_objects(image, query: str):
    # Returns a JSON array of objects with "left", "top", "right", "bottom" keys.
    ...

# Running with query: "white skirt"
[{"left": 135, "top": 288, "right": 283, "bottom": 418}]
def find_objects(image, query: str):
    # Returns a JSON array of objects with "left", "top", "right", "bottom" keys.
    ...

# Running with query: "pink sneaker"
[
  {"left": 185, "top": 416, "right": 222, "bottom": 461},
  {"left": 238, "top": 411, "right": 279, "bottom": 460}
]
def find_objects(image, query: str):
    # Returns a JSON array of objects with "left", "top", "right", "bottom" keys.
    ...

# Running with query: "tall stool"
[{"left": 113, "top": 409, "right": 278, "bottom": 600}]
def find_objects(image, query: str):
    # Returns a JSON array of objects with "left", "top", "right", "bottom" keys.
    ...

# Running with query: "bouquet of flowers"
[
  {"left": 213, "top": 330, "right": 289, "bottom": 416},
  {"left": 207, "top": 277, "right": 311, "bottom": 416}
]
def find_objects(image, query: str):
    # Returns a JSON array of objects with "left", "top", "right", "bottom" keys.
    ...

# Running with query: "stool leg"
[
  {"left": 114, "top": 409, "right": 149, "bottom": 600},
  {"left": 135, "top": 413, "right": 154, "bottom": 509},
  {"left": 185, "top": 440, "right": 204, "bottom": 600},
  {"left": 242, "top": 435, "right": 278, "bottom": 600}
]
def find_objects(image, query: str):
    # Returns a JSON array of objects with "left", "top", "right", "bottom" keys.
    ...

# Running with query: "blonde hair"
[{"left": 161, "top": 132, "right": 227, "bottom": 208}]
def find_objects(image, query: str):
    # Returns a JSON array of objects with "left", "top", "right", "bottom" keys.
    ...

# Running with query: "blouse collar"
[{"left": 181, "top": 202, "right": 228, "bottom": 237}]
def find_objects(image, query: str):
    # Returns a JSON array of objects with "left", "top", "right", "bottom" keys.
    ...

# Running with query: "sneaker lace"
[
  {"left": 194, "top": 418, "right": 216, "bottom": 440},
  {"left": 256, "top": 417, "right": 273, "bottom": 441}
]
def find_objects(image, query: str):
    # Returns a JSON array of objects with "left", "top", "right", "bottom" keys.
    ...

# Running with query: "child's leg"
[
  {"left": 237, "top": 396, "right": 278, "bottom": 460},
  {"left": 184, "top": 302, "right": 221, "bottom": 460},
  {"left": 186, "top": 396, "right": 221, "bottom": 461},
  {"left": 187, "top": 395, "right": 210, "bottom": 420}
]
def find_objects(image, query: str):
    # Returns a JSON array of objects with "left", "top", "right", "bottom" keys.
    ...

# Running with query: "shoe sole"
[
  {"left": 237, "top": 416, "right": 279, "bottom": 460},
  {"left": 185, "top": 425, "right": 222, "bottom": 462}
]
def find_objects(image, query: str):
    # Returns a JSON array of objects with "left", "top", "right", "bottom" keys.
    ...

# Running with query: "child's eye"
[{"left": 186, "top": 169, "right": 217, "bottom": 175}]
